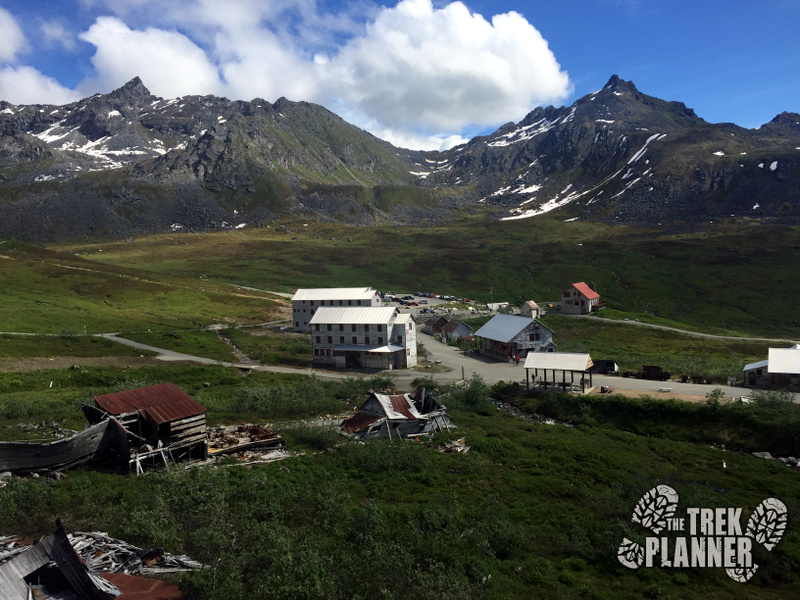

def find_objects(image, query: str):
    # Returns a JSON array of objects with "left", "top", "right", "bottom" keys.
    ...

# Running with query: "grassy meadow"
[
  {"left": 0, "top": 372, "right": 799, "bottom": 599},
  {"left": 1, "top": 216, "right": 800, "bottom": 598},
  {"left": 52, "top": 217, "right": 800, "bottom": 338}
]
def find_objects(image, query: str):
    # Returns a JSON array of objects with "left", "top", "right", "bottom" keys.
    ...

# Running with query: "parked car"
[
  {"left": 419, "top": 299, "right": 429, "bottom": 304},
  {"left": 402, "top": 295, "right": 414, "bottom": 300},
  {"left": 407, "top": 301, "right": 419, "bottom": 306}
]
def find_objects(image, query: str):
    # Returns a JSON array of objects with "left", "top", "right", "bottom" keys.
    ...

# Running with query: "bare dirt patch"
[{"left": 589, "top": 387, "right": 709, "bottom": 404}]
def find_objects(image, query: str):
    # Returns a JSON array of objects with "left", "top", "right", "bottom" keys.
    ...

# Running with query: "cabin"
[
  {"left": 473, "top": 314, "right": 555, "bottom": 361},
  {"left": 561, "top": 282, "right": 603, "bottom": 315},
  {"left": 424, "top": 315, "right": 449, "bottom": 335},
  {"left": 310, "top": 306, "right": 417, "bottom": 370},
  {"left": 291, "top": 287, "right": 382, "bottom": 332},
  {"left": 91, "top": 383, "right": 208, "bottom": 469},
  {"left": 340, "top": 388, "right": 450, "bottom": 440},
  {"left": 744, "top": 344, "right": 800, "bottom": 389},
  {"left": 520, "top": 300, "right": 543, "bottom": 319},
  {"left": 441, "top": 320, "right": 473, "bottom": 343}
]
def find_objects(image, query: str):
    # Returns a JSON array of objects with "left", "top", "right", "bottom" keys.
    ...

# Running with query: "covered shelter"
[{"left": 524, "top": 352, "right": 594, "bottom": 392}]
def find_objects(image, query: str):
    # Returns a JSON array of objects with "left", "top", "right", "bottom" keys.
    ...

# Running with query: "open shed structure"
[
  {"left": 524, "top": 352, "right": 594, "bottom": 392},
  {"left": 90, "top": 383, "right": 208, "bottom": 471}
]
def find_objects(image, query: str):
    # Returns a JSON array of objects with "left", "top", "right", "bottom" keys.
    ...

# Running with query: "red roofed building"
[
  {"left": 561, "top": 282, "right": 603, "bottom": 315},
  {"left": 92, "top": 383, "right": 208, "bottom": 467}
]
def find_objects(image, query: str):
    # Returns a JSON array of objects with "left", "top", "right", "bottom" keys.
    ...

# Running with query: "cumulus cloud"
[
  {"left": 0, "top": 66, "right": 81, "bottom": 105},
  {"left": 316, "top": 0, "right": 571, "bottom": 148},
  {"left": 0, "top": 7, "right": 27, "bottom": 62},
  {"left": 77, "top": 16, "right": 223, "bottom": 98}
]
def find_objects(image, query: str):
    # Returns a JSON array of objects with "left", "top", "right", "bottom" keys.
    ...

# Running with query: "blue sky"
[{"left": 0, "top": 0, "right": 797, "bottom": 150}]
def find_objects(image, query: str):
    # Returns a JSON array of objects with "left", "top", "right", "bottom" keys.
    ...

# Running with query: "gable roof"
[
  {"left": 442, "top": 320, "right": 471, "bottom": 333},
  {"left": 523, "top": 352, "right": 593, "bottom": 372},
  {"left": 94, "top": 382, "right": 206, "bottom": 425},
  {"left": 309, "top": 306, "right": 398, "bottom": 325},
  {"left": 474, "top": 314, "right": 535, "bottom": 343},
  {"left": 292, "top": 287, "right": 376, "bottom": 301},
  {"left": 571, "top": 282, "right": 600, "bottom": 300}
]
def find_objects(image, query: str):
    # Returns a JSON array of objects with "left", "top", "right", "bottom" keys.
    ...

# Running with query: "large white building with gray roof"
[
  {"left": 474, "top": 314, "right": 555, "bottom": 362},
  {"left": 309, "top": 306, "right": 417, "bottom": 370},
  {"left": 291, "top": 287, "right": 381, "bottom": 332}
]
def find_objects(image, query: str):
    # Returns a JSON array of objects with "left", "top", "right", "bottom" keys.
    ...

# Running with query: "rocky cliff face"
[{"left": 0, "top": 75, "right": 798, "bottom": 240}]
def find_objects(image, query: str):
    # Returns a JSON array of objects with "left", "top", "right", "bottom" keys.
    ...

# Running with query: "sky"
[{"left": 0, "top": 0, "right": 798, "bottom": 151}]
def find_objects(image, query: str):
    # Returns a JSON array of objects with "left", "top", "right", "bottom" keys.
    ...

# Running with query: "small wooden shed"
[{"left": 92, "top": 383, "right": 208, "bottom": 467}]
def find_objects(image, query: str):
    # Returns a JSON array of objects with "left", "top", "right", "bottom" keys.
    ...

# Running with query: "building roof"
[
  {"left": 768, "top": 345, "right": 800, "bottom": 375},
  {"left": 474, "top": 314, "right": 536, "bottom": 343},
  {"left": 309, "top": 306, "right": 398, "bottom": 325},
  {"left": 395, "top": 313, "right": 415, "bottom": 325},
  {"left": 292, "top": 287, "right": 376, "bottom": 301},
  {"left": 524, "top": 352, "right": 594, "bottom": 372},
  {"left": 571, "top": 282, "right": 600, "bottom": 300},
  {"left": 94, "top": 383, "right": 206, "bottom": 426},
  {"left": 442, "top": 320, "right": 471, "bottom": 333},
  {"left": 524, "top": 300, "right": 540, "bottom": 310},
  {"left": 744, "top": 359, "right": 769, "bottom": 372}
]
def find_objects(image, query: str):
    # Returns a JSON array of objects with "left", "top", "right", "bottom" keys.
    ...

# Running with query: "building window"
[
  {"left": 316, "top": 336, "right": 321, "bottom": 343},
  {"left": 352, "top": 336, "right": 358, "bottom": 344},
  {"left": 340, "top": 336, "right": 344, "bottom": 343},
  {"left": 377, "top": 324, "right": 383, "bottom": 332},
  {"left": 339, "top": 324, "right": 344, "bottom": 331},
  {"left": 529, "top": 333, "right": 540, "bottom": 342},
  {"left": 314, "top": 349, "right": 319, "bottom": 356},
  {"left": 327, "top": 336, "right": 333, "bottom": 344},
  {"left": 378, "top": 336, "right": 383, "bottom": 344},
  {"left": 397, "top": 335, "right": 403, "bottom": 344},
  {"left": 327, "top": 324, "right": 332, "bottom": 331},
  {"left": 310, "top": 300, "right": 314, "bottom": 306},
  {"left": 357, "top": 300, "right": 362, "bottom": 306},
  {"left": 408, "top": 322, "right": 412, "bottom": 330},
  {"left": 315, "top": 324, "right": 320, "bottom": 331},
  {"left": 295, "top": 321, "right": 299, "bottom": 327},
  {"left": 348, "top": 300, "right": 352, "bottom": 306},
  {"left": 365, "top": 336, "right": 370, "bottom": 344},
  {"left": 351, "top": 324, "right": 357, "bottom": 332},
  {"left": 339, "top": 300, "right": 343, "bottom": 306},
  {"left": 364, "top": 324, "right": 369, "bottom": 331}
]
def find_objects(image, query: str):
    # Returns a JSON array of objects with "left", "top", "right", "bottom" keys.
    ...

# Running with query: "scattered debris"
[{"left": 438, "top": 437, "right": 470, "bottom": 453}]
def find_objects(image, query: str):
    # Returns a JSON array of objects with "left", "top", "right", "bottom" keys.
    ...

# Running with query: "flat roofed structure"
[{"left": 291, "top": 287, "right": 381, "bottom": 332}]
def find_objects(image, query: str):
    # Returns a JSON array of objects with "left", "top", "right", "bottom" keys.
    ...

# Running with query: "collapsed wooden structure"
[
  {"left": 340, "top": 388, "right": 451, "bottom": 440},
  {"left": 0, "top": 522, "right": 191, "bottom": 600},
  {"left": 0, "top": 383, "right": 209, "bottom": 476},
  {"left": 90, "top": 382, "right": 208, "bottom": 473}
]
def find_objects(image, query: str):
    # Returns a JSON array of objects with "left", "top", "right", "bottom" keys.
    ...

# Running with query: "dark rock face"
[{"left": 0, "top": 75, "right": 799, "bottom": 240}]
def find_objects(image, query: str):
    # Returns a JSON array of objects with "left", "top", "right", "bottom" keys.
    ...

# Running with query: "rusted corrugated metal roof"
[
  {"left": 94, "top": 383, "right": 206, "bottom": 426},
  {"left": 102, "top": 572, "right": 183, "bottom": 600},
  {"left": 389, "top": 395, "right": 417, "bottom": 419},
  {"left": 340, "top": 412, "right": 381, "bottom": 434}
]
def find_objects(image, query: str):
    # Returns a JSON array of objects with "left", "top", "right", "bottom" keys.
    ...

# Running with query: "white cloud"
[
  {"left": 41, "top": 20, "right": 77, "bottom": 51},
  {"left": 0, "top": 66, "right": 81, "bottom": 105},
  {"left": 0, "top": 7, "right": 27, "bottom": 62},
  {"left": 77, "top": 16, "right": 223, "bottom": 98},
  {"left": 316, "top": 0, "right": 571, "bottom": 147}
]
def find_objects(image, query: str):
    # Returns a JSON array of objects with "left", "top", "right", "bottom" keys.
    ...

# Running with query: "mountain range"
[{"left": 0, "top": 75, "right": 798, "bottom": 240}]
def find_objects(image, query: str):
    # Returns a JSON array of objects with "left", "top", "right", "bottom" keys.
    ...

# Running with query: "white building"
[
  {"left": 291, "top": 287, "right": 381, "bottom": 332},
  {"left": 310, "top": 306, "right": 417, "bottom": 370}
]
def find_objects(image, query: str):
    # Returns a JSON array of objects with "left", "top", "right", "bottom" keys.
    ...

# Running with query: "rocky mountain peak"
[{"left": 107, "top": 76, "right": 157, "bottom": 105}]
